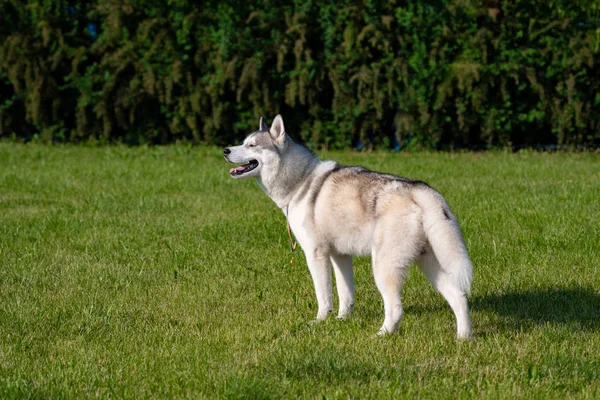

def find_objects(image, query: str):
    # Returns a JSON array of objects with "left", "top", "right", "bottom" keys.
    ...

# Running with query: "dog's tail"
[{"left": 413, "top": 189, "right": 473, "bottom": 294}]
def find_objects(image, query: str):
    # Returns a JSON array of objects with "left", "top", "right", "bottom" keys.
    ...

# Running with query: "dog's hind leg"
[
  {"left": 305, "top": 247, "right": 333, "bottom": 321},
  {"left": 331, "top": 254, "right": 354, "bottom": 319},
  {"left": 372, "top": 245, "right": 415, "bottom": 335},
  {"left": 417, "top": 251, "right": 472, "bottom": 339},
  {"left": 372, "top": 214, "right": 423, "bottom": 335}
]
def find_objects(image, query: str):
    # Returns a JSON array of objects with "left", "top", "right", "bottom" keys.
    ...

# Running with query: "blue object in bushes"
[{"left": 88, "top": 23, "right": 98, "bottom": 41}]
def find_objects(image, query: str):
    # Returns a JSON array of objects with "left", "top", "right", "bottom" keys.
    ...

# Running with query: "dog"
[{"left": 224, "top": 115, "right": 473, "bottom": 339}]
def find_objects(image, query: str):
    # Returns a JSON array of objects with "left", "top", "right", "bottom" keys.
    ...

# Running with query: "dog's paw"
[
  {"left": 315, "top": 310, "right": 332, "bottom": 321},
  {"left": 336, "top": 310, "right": 353, "bottom": 321}
]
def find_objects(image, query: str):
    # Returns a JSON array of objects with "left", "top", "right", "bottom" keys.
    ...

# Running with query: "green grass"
[{"left": 1, "top": 144, "right": 599, "bottom": 399}]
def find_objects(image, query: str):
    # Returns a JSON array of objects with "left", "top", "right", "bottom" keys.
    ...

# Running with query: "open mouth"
[{"left": 229, "top": 160, "right": 259, "bottom": 176}]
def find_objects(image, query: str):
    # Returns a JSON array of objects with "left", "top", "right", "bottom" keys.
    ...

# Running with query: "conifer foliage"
[{"left": 1, "top": 0, "right": 598, "bottom": 148}]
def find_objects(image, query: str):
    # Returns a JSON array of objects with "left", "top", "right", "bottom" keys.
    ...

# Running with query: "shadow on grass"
[{"left": 471, "top": 287, "right": 600, "bottom": 332}]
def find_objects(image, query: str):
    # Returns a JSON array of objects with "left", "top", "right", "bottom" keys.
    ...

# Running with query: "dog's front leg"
[
  {"left": 331, "top": 254, "right": 354, "bottom": 319},
  {"left": 305, "top": 247, "right": 333, "bottom": 321}
]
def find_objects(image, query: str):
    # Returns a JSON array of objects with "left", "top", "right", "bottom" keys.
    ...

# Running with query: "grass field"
[{"left": 1, "top": 144, "right": 599, "bottom": 398}]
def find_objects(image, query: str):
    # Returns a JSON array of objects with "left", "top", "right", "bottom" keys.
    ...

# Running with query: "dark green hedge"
[{"left": 1, "top": 0, "right": 599, "bottom": 148}]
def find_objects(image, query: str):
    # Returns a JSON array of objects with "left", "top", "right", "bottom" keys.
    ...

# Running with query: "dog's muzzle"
[{"left": 223, "top": 147, "right": 259, "bottom": 177}]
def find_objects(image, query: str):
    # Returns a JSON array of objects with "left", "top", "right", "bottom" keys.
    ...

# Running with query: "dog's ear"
[
  {"left": 259, "top": 116, "right": 268, "bottom": 132},
  {"left": 269, "top": 114, "right": 286, "bottom": 144}
]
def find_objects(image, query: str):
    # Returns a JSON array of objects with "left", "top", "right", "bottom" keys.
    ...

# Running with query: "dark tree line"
[{"left": 1, "top": 0, "right": 599, "bottom": 148}]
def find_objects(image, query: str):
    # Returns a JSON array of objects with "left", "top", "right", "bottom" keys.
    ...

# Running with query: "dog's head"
[{"left": 223, "top": 115, "right": 288, "bottom": 179}]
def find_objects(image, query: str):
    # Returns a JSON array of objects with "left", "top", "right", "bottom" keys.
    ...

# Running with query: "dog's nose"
[{"left": 223, "top": 148, "right": 231, "bottom": 155}]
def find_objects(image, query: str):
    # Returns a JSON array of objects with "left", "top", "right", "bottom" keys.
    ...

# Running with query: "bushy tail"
[{"left": 413, "top": 190, "right": 473, "bottom": 294}]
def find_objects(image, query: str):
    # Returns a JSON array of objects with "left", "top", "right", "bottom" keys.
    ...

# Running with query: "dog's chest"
[{"left": 286, "top": 203, "right": 313, "bottom": 249}]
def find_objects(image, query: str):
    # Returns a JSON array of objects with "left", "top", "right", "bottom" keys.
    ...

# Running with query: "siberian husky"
[{"left": 224, "top": 115, "right": 473, "bottom": 339}]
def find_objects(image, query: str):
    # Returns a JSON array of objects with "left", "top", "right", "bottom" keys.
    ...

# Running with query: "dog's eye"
[{"left": 248, "top": 144, "right": 256, "bottom": 148}]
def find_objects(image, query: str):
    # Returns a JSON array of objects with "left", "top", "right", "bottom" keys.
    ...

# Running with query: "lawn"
[{"left": 0, "top": 144, "right": 599, "bottom": 398}]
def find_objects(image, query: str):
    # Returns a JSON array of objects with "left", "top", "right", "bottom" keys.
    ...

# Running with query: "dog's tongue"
[{"left": 230, "top": 165, "right": 247, "bottom": 174}]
